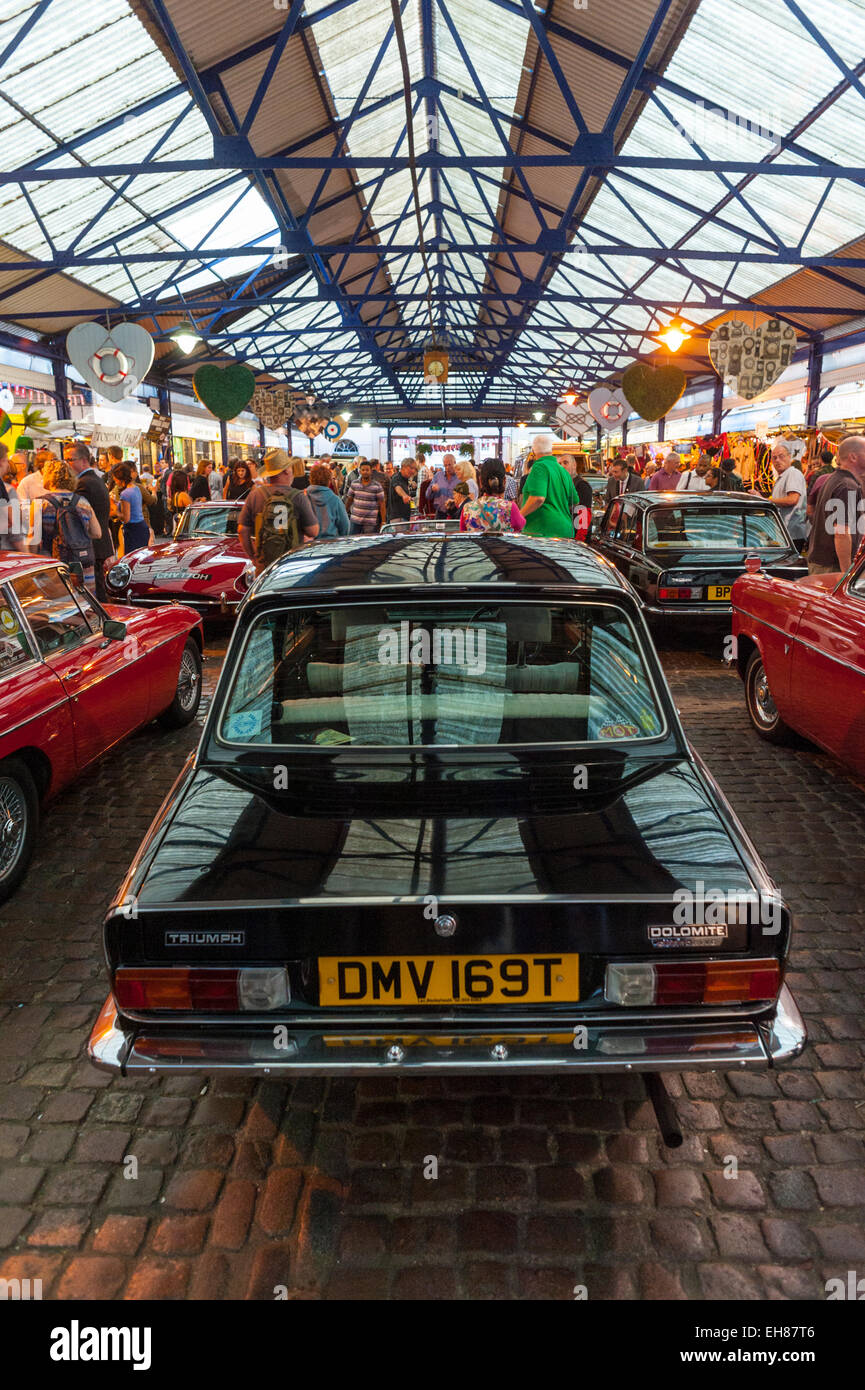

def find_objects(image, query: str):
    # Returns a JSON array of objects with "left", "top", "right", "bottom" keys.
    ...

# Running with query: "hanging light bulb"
[
  {"left": 658, "top": 321, "right": 690, "bottom": 353},
  {"left": 563, "top": 391, "right": 577, "bottom": 406},
  {"left": 169, "top": 318, "right": 202, "bottom": 354}
]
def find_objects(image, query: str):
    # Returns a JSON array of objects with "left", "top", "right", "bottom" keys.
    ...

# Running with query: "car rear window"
[
  {"left": 646, "top": 507, "right": 788, "bottom": 550},
  {"left": 218, "top": 601, "right": 665, "bottom": 748}
]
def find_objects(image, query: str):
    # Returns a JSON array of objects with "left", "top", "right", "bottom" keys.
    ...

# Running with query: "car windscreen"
[
  {"left": 218, "top": 601, "right": 665, "bottom": 748},
  {"left": 187, "top": 509, "right": 238, "bottom": 537},
  {"left": 646, "top": 507, "right": 788, "bottom": 550}
]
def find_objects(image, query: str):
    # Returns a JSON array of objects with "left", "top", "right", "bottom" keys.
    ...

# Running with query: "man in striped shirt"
[{"left": 345, "top": 461, "right": 386, "bottom": 534}]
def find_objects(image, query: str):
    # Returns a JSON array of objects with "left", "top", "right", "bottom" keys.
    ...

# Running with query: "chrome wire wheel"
[
  {"left": 0, "top": 775, "right": 28, "bottom": 883},
  {"left": 176, "top": 645, "right": 201, "bottom": 713}
]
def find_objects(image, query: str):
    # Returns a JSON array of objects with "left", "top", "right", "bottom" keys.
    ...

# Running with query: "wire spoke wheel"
[
  {"left": 177, "top": 646, "right": 201, "bottom": 713},
  {"left": 0, "top": 775, "right": 29, "bottom": 883}
]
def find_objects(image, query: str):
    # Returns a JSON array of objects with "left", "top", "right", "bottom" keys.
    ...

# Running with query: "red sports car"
[
  {"left": 731, "top": 545, "right": 865, "bottom": 775},
  {"left": 104, "top": 501, "right": 255, "bottom": 615},
  {"left": 0, "top": 553, "right": 203, "bottom": 901}
]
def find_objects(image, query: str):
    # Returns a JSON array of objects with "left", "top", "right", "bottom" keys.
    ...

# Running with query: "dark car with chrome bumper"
[
  {"left": 592, "top": 492, "right": 807, "bottom": 622},
  {"left": 89, "top": 534, "right": 805, "bottom": 1086}
]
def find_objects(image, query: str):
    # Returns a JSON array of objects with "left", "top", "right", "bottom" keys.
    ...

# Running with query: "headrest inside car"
[
  {"left": 331, "top": 608, "right": 382, "bottom": 640},
  {"left": 502, "top": 606, "right": 552, "bottom": 643}
]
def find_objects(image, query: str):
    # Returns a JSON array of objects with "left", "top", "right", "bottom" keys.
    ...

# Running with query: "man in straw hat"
[{"left": 238, "top": 448, "right": 319, "bottom": 570}]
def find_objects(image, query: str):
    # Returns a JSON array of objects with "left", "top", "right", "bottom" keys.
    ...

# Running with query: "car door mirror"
[{"left": 103, "top": 619, "right": 127, "bottom": 642}]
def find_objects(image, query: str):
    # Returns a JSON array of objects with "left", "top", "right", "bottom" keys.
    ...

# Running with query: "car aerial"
[
  {"left": 731, "top": 541, "right": 865, "bottom": 775},
  {"left": 88, "top": 533, "right": 805, "bottom": 1117},
  {"left": 592, "top": 492, "right": 807, "bottom": 624},
  {"left": 0, "top": 553, "right": 203, "bottom": 902},
  {"left": 104, "top": 501, "right": 255, "bottom": 616}
]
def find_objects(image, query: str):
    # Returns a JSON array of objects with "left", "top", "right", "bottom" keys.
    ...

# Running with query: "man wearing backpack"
[{"left": 238, "top": 448, "right": 319, "bottom": 571}]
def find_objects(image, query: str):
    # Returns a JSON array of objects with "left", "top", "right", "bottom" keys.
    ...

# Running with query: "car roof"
[
  {"left": 249, "top": 533, "right": 632, "bottom": 599},
  {"left": 622, "top": 492, "right": 779, "bottom": 510}
]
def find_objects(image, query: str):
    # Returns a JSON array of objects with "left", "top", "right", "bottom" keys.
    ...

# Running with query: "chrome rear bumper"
[{"left": 88, "top": 985, "right": 806, "bottom": 1076}]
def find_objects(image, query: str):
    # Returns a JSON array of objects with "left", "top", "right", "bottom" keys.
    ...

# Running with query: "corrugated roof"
[{"left": 3, "top": 0, "right": 865, "bottom": 417}]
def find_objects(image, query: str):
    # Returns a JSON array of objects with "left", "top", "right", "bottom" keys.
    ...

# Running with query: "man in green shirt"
[{"left": 520, "top": 436, "right": 578, "bottom": 538}]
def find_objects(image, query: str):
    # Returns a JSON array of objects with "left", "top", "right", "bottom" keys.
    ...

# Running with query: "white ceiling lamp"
[{"left": 169, "top": 318, "right": 203, "bottom": 354}]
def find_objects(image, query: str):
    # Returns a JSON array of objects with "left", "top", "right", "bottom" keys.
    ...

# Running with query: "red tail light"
[
  {"left": 114, "top": 967, "right": 290, "bottom": 1012},
  {"left": 114, "top": 968, "right": 238, "bottom": 1011},
  {"left": 606, "top": 958, "right": 780, "bottom": 1006},
  {"left": 658, "top": 586, "right": 699, "bottom": 601},
  {"left": 656, "top": 959, "right": 780, "bottom": 1005}
]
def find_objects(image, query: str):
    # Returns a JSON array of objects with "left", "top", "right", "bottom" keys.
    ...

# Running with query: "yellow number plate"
[
  {"left": 708, "top": 585, "right": 732, "bottom": 601},
  {"left": 318, "top": 954, "right": 580, "bottom": 1007}
]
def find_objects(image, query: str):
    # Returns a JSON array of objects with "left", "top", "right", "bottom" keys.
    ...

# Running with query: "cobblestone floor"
[{"left": 0, "top": 629, "right": 863, "bottom": 1301}]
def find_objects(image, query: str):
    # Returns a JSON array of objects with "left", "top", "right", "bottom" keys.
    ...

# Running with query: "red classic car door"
[
  {"left": 11, "top": 568, "right": 148, "bottom": 771},
  {"left": 0, "top": 585, "right": 76, "bottom": 795},
  {"left": 789, "top": 570, "right": 865, "bottom": 773}
]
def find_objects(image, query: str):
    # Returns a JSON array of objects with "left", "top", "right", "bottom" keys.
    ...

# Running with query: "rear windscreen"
[
  {"left": 646, "top": 507, "right": 788, "bottom": 550},
  {"left": 218, "top": 602, "right": 665, "bottom": 748}
]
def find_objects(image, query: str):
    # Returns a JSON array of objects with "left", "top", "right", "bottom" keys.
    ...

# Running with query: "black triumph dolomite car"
[
  {"left": 592, "top": 492, "right": 807, "bottom": 624},
  {"left": 89, "top": 534, "right": 805, "bottom": 1101}
]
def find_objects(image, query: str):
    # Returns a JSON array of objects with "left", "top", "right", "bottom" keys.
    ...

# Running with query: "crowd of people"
[{"left": 1, "top": 430, "right": 863, "bottom": 589}]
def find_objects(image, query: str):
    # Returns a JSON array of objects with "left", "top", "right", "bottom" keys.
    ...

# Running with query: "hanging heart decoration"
[
  {"left": 252, "top": 385, "right": 293, "bottom": 431},
  {"left": 66, "top": 322, "right": 155, "bottom": 403},
  {"left": 293, "top": 397, "right": 330, "bottom": 438},
  {"left": 555, "top": 401, "right": 595, "bottom": 434},
  {"left": 621, "top": 362, "right": 687, "bottom": 422},
  {"left": 193, "top": 363, "right": 256, "bottom": 420},
  {"left": 708, "top": 317, "right": 798, "bottom": 401},
  {"left": 587, "top": 386, "right": 629, "bottom": 428}
]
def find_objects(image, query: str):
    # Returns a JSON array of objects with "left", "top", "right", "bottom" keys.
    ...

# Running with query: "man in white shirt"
[
  {"left": 677, "top": 455, "right": 711, "bottom": 492},
  {"left": 759, "top": 443, "right": 808, "bottom": 545}
]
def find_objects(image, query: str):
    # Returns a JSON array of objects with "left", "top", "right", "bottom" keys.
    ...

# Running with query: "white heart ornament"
[
  {"left": 708, "top": 318, "right": 798, "bottom": 401},
  {"left": 66, "top": 322, "right": 155, "bottom": 402},
  {"left": 588, "top": 386, "right": 629, "bottom": 428},
  {"left": 556, "top": 402, "right": 595, "bottom": 434}
]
